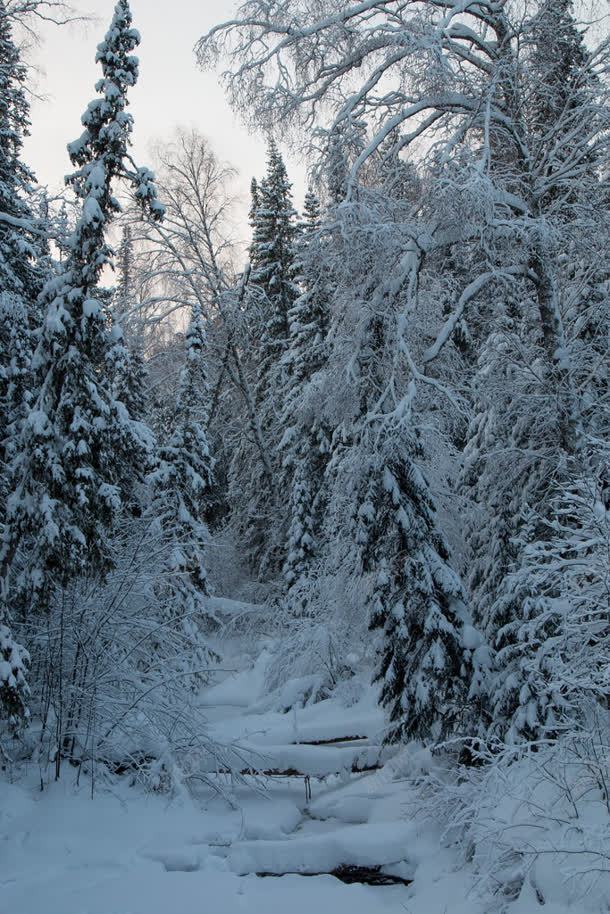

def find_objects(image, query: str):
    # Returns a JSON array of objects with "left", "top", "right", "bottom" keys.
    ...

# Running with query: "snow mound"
[
  {"left": 229, "top": 821, "right": 417, "bottom": 875},
  {"left": 205, "top": 741, "right": 387, "bottom": 777}
]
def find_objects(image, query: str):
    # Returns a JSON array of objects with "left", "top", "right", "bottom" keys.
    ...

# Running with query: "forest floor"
[{"left": 0, "top": 626, "right": 600, "bottom": 914}]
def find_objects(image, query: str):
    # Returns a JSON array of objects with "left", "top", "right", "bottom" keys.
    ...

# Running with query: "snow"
[
  {"left": 82, "top": 196, "right": 103, "bottom": 226},
  {"left": 82, "top": 297, "right": 102, "bottom": 318},
  {"left": 228, "top": 822, "right": 418, "bottom": 875},
  {"left": 0, "top": 775, "right": 412, "bottom": 914},
  {"left": 1, "top": 4, "right": 605, "bottom": 913},
  {"left": 2, "top": 641, "right": 609, "bottom": 914},
  {"left": 206, "top": 741, "right": 388, "bottom": 777}
]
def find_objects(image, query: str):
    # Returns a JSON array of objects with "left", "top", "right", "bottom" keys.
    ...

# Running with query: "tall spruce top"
[
  {"left": 37, "top": 0, "right": 164, "bottom": 362},
  {"left": 0, "top": 0, "right": 164, "bottom": 611},
  {"left": 0, "top": 2, "right": 42, "bottom": 300}
]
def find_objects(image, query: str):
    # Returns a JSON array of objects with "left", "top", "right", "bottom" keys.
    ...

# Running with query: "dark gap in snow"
[{"left": 256, "top": 865, "right": 413, "bottom": 887}]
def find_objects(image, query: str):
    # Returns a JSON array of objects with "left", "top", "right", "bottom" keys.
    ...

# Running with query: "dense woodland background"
[{"left": 0, "top": 0, "right": 609, "bottom": 904}]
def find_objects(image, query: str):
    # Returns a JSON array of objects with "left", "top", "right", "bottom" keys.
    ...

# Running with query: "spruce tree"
[
  {"left": 249, "top": 139, "right": 299, "bottom": 409},
  {"left": 367, "top": 416, "right": 473, "bottom": 744},
  {"left": 281, "top": 190, "right": 332, "bottom": 609},
  {"left": 150, "top": 302, "right": 217, "bottom": 673},
  {"left": 322, "top": 121, "right": 367, "bottom": 204},
  {"left": 486, "top": 444, "right": 609, "bottom": 745},
  {"left": 0, "top": 1, "right": 47, "bottom": 723},
  {"left": 226, "top": 143, "right": 299, "bottom": 578},
  {"left": 108, "top": 226, "right": 149, "bottom": 420},
  {"left": 0, "top": 292, "right": 33, "bottom": 525},
  {"left": 0, "top": 620, "right": 29, "bottom": 728},
  {"left": 0, "top": 1, "right": 43, "bottom": 303},
  {"left": 0, "top": 0, "right": 164, "bottom": 633},
  {"left": 249, "top": 177, "right": 260, "bottom": 225},
  {"left": 284, "top": 191, "right": 329, "bottom": 384},
  {"left": 0, "top": 0, "right": 44, "bottom": 486},
  {"left": 528, "top": 0, "right": 590, "bottom": 135}
]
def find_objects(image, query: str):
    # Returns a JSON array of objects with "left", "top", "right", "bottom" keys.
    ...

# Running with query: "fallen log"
[
  {"left": 293, "top": 735, "right": 368, "bottom": 746},
  {"left": 215, "top": 761, "right": 382, "bottom": 802},
  {"left": 256, "top": 865, "right": 412, "bottom": 887},
  {"left": 235, "top": 761, "right": 382, "bottom": 777}
]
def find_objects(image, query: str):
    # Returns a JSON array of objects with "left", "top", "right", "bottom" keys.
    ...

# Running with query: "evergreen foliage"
[
  {"left": 1, "top": 0, "right": 608, "bottom": 794},
  {"left": 0, "top": 0, "right": 43, "bottom": 302},
  {"left": 280, "top": 190, "right": 331, "bottom": 610},
  {"left": 225, "top": 141, "right": 299, "bottom": 579},
  {"left": 0, "top": 1, "right": 45, "bottom": 722},
  {"left": 150, "top": 301, "right": 215, "bottom": 638},
  {"left": 108, "top": 227, "right": 149, "bottom": 420},
  {"left": 248, "top": 139, "right": 299, "bottom": 408},
  {"left": 367, "top": 418, "right": 472, "bottom": 743},
  {"left": 0, "top": 0, "right": 163, "bottom": 659},
  {"left": 0, "top": 620, "right": 29, "bottom": 727},
  {"left": 198, "top": 0, "right": 609, "bottom": 750},
  {"left": 0, "top": 0, "right": 44, "bottom": 496}
]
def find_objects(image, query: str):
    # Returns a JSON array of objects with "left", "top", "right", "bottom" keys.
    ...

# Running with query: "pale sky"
[{"left": 23, "top": 0, "right": 307, "bottom": 233}]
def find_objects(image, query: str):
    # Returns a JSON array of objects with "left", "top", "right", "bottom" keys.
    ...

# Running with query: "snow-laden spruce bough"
[{"left": 1, "top": 0, "right": 609, "bottom": 911}]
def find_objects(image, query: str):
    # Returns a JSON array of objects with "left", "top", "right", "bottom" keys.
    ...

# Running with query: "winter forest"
[{"left": 0, "top": 0, "right": 609, "bottom": 912}]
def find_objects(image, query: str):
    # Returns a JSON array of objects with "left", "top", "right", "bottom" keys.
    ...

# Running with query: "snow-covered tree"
[
  {"left": 458, "top": 0, "right": 610, "bottom": 741},
  {"left": 0, "top": 0, "right": 44, "bottom": 486},
  {"left": 0, "top": 0, "right": 164, "bottom": 630},
  {"left": 248, "top": 139, "right": 299, "bottom": 409},
  {"left": 0, "top": 620, "right": 29, "bottom": 727},
  {"left": 197, "top": 0, "right": 609, "bottom": 747},
  {"left": 488, "top": 449, "right": 610, "bottom": 744},
  {"left": 221, "top": 143, "right": 300, "bottom": 580},
  {"left": 0, "top": 0, "right": 43, "bottom": 303},
  {"left": 280, "top": 190, "right": 331, "bottom": 610},
  {"left": 284, "top": 191, "right": 329, "bottom": 386},
  {"left": 0, "top": 292, "right": 33, "bottom": 479},
  {"left": 367, "top": 410, "right": 472, "bottom": 744},
  {"left": 150, "top": 301, "right": 217, "bottom": 674},
  {"left": 0, "top": 1, "right": 49, "bottom": 723},
  {"left": 198, "top": 0, "right": 609, "bottom": 460},
  {"left": 108, "top": 226, "right": 149, "bottom": 420}
]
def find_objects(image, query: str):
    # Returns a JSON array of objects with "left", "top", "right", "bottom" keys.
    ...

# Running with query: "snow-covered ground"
[{"left": 1, "top": 639, "right": 608, "bottom": 914}]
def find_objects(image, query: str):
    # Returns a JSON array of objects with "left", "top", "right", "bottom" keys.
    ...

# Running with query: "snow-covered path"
[{"left": 1, "top": 645, "right": 487, "bottom": 914}]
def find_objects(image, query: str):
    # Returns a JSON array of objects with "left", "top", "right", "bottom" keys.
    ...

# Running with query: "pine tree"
[
  {"left": 150, "top": 302, "right": 217, "bottom": 674},
  {"left": 322, "top": 121, "right": 367, "bottom": 204},
  {"left": 0, "top": 292, "right": 32, "bottom": 490},
  {"left": 249, "top": 176, "right": 260, "bottom": 225},
  {"left": 51, "top": 200, "right": 74, "bottom": 262},
  {"left": 284, "top": 191, "right": 329, "bottom": 384},
  {"left": 0, "top": 0, "right": 164, "bottom": 636}
]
